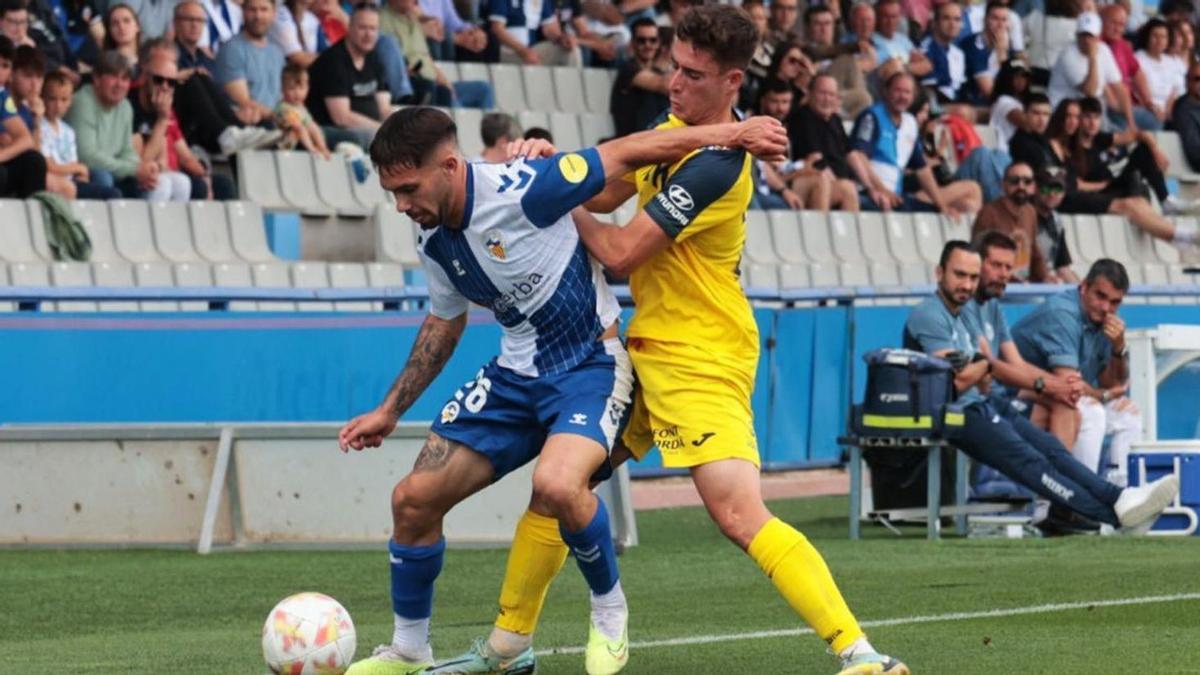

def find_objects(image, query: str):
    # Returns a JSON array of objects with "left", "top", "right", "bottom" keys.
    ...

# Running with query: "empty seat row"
[
  {"left": 0, "top": 199, "right": 279, "bottom": 266},
  {"left": 437, "top": 62, "right": 615, "bottom": 116},
  {"left": 0, "top": 261, "right": 404, "bottom": 312},
  {"left": 739, "top": 210, "right": 1200, "bottom": 294},
  {"left": 237, "top": 150, "right": 388, "bottom": 216}
]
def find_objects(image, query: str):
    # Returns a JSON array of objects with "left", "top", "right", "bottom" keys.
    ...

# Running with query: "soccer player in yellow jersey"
[{"left": 431, "top": 6, "right": 909, "bottom": 675}]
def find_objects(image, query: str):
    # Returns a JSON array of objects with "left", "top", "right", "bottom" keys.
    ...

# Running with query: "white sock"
[
  {"left": 486, "top": 627, "right": 532, "bottom": 659},
  {"left": 838, "top": 636, "right": 877, "bottom": 660},
  {"left": 590, "top": 579, "right": 628, "bottom": 640},
  {"left": 1172, "top": 223, "right": 1198, "bottom": 247},
  {"left": 392, "top": 614, "right": 433, "bottom": 662}
]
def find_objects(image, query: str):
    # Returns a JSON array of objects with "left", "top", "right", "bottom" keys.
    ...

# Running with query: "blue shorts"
[{"left": 430, "top": 337, "right": 634, "bottom": 482}]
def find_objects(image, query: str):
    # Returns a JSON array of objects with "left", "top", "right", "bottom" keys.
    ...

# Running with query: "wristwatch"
[
  {"left": 1033, "top": 376, "right": 1045, "bottom": 394},
  {"left": 1114, "top": 345, "right": 1129, "bottom": 358},
  {"left": 1101, "top": 389, "right": 1112, "bottom": 404}
]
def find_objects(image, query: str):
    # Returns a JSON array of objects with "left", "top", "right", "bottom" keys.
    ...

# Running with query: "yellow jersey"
[{"left": 627, "top": 112, "right": 759, "bottom": 371}]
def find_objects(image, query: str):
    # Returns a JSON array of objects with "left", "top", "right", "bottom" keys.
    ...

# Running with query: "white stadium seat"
[
  {"left": 226, "top": 201, "right": 278, "bottom": 263},
  {"left": 768, "top": 210, "right": 808, "bottom": 265},
  {"left": 743, "top": 210, "right": 779, "bottom": 264},
  {"left": 133, "top": 261, "right": 179, "bottom": 311},
  {"left": 71, "top": 200, "right": 121, "bottom": 262},
  {"left": 376, "top": 204, "right": 421, "bottom": 267},
  {"left": 548, "top": 112, "right": 584, "bottom": 152},
  {"left": 522, "top": 65, "right": 557, "bottom": 112},
  {"left": 91, "top": 261, "right": 139, "bottom": 311},
  {"left": 517, "top": 111, "right": 550, "bottom": 135},
  {"left": 174, "top": 261, "right": 214, "bottom": 311},
  {"left": 489, "top": 63, "right": 527, "bottom": 111},
  {"left": 213, "top": 262, "right": 257, "bottom": 311},
  {"left": 109, "top": 200, "right": 162, "bottom": 263},
  {"left": 252, "top": 262, "right": 296, "bottom": 311},
  {"left": 582, "top": 68, "right": 613, "bottom": 114},
  {"left": 551, "top": 66, "right": 588, "bottom": 114},
  {"left": 237, "top": 150, "right": 290, "bottom": 211},
  {"left": 453, "top": 107, "right": 485, "bottom": 160},
  {"left": 291, "top": 261, "right": 333, "bottom": 312},
  {"left": 366, "top": 261, "right": 405, "bottom": 288},
  {"left": 49, "top": 261, "right": 97, "bottom": 312},
  {"left": 312, "top": 154, "right": 372, "bottom": 218},
  {"left": 275, "top": 151, "right": 335, "bottom": 217},
  {"left": 579, "top": 113, "right": 615, "bottom": 146},
  {"left": 150, "top": 201, "right": 200, "bottom": 262},
  {"left": 189, "top": 201, "right": 238, "bottom": 262},
  {"left": 0, "top": 200, "right": 43, "bottom": 262},
  {"left": 329, "top": 262, "right": 375, "bottom": 311}
]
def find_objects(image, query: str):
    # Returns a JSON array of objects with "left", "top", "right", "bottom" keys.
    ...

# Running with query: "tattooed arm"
[{"left": 337, "top": 312, "right": 468, "bottom": 451}]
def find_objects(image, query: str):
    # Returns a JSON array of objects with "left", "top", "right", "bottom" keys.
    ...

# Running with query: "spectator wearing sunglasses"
[
  {"left": 610, "top": 17, "right": 668, "bottom": 138},
  {"left": 971, "top": 160, "right": 1050, "bottom": 282},
  {"left": 131, "top": 39, "right": 218, "bottom": 200},
  {"left": 1033, "top": 166, "right": 1079, "bottom": 284},
  {"left": 1171, "top": 61, "right": 1200, "bottom": 174}
]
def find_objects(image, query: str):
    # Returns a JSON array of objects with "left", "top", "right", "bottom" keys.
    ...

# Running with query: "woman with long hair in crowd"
[
  {"left": 101, "top": 4, "right": 142, "bottom": 70},
  {"left": 989, "top": 58, "right": 1033, "bottom": 149},
  {"left": 1047, "top": 98, "right": 1200, "bottom": 248}
]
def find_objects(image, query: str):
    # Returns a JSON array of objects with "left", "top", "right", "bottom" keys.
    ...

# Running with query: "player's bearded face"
[{"left": 380, "top": 162, "right": 450, "bottom": 227}]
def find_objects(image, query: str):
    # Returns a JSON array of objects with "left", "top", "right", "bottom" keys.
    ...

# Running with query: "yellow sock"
[
  {"left": 494, "top": 509, "right": 570, "bottom": 635},
  {"left": 747, "top": 517, "right": 864, "bottom": 654}
]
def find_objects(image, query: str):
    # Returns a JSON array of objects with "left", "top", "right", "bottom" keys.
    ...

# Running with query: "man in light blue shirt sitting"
[
  {"left": 1011, "top": 259, "right": 1143, "bottom": 485},
  {"left": 214, "top": 0, "right": 284, "bottom": 125},
  {"left": 902, "top": 240, "right": 1177, "bottom": 533},
  {"left": 872, "top": 0, "right": 932, "bottom": 76}
]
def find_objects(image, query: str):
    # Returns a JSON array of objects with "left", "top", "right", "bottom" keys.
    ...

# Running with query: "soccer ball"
[{"left": 262, "top": 592, "right": 357, "bottom": 674}]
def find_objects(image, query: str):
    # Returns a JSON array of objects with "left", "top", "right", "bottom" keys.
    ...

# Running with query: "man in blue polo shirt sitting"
[
  {"left": 919, "top": 1, "right": 965, "bottom": 103},
  {"left": 903, "top": 240, "right": 1177, "bottom": 533},
  {"left": 1011, "top": 259, "right": 1144, "bottom": 487},
  {"left": 846, "top": 70, "right": 981, "bottom": 214}
]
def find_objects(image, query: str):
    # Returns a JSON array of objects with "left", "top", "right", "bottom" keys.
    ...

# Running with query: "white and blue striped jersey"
[{"left": 417, "top": 147, "right": 621, "bottom": 378}]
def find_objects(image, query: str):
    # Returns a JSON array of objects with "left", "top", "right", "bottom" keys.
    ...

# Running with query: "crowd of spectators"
[{"left": 3, "top": 0, "right": 1200, "bottom": 264}]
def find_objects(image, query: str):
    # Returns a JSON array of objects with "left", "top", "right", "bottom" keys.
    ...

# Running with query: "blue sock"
[
  {"left": 389, "top": 538, "right": 446, "bottom": 620},
  {"left": 559, "top": 497, "right": 619, "bottom": 595}
]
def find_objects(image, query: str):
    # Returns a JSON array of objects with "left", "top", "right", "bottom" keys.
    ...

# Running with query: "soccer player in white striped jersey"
[{"left": 336, "top": 107, "right": 787, "bottom": 675}]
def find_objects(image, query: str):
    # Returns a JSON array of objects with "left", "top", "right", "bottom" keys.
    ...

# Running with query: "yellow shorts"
[{"left": 621, "top": 338, "right": 760, "bottom": 468}]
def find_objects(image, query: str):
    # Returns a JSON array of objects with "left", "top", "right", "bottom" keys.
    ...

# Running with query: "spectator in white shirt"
[
  {"left": 1134, "top": 18, "right": 1184, "bottom": 126},
  {"left": 1047, "top": 11, "right": 1136, "bottom": 131},
  {"left": 988, "top": 57, "right": 1032, "bottom": 148}
]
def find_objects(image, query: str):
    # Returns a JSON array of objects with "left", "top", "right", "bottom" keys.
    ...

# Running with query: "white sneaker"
[
  {"left": 1114, "top": 475, "right": 1179, "bottom": 529},
  {"left": 217, "top": 126, "right": 263, "bottom": 157},
  {"left": 1162, "top": 196, "right": 1196, "bottom": 215}
]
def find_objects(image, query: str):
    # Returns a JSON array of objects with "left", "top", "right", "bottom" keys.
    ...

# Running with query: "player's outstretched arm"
[
  {"left": 338, "top": 312, "right": 468, "bottom": 452},
  {"left": 593, "top": 115, "right": 787, "bottom": 181}
]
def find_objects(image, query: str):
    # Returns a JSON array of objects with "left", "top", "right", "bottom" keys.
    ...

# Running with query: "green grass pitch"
[{"left": 4, "top": 495, "right": 1199, "bottom": 674}]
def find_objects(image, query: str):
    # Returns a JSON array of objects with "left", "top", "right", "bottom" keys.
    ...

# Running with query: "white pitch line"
[{"left": 534, "top": 591, "right": 1200, "bottom": 657}]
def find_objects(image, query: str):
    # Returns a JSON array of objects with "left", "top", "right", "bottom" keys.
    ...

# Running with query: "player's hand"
[
  {"left": 731, "top": 116, "right": 788, "bottom": 163},
  {"left": 338, "top": 406, "right": 397, "bottom": 452},
  {"left": 505, "top": 137, "right": 558, "bottom": 162},
  {"left": 1103, "top": 313, "right": 1126, "bottom": 350}
]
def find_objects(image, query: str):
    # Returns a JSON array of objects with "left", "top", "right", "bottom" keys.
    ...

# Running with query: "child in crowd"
[
  {"left": 9, "top": 46, "right": 44, "bottom": 145},
  {"left": 275, "top": 63, "right": 330, "bottom": 160},
  {"left": 0, "top": 37, "right": 47, "bottom": 198},
  {"left": 39, "top": 71, "right": 121, "bottom": 199}
]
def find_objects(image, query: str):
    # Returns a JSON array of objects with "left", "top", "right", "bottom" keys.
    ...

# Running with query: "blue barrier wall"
[{"left": 3, "top": 303, "right": 1198, "bottom": 474}]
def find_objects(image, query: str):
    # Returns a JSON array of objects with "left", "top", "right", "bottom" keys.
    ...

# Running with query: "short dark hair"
[
  {"left": 985, "top": 0, "right": 1007, "bottom": 16},
  {"left": 350, "top": 2, "right": 378, "bottom": 19},
  {"left": 631, "top": 16, "right": 658, "bottom": 33},
  {"left": 759, "top": 77, "right": 793, "bottom": 96},
  {"left": 1004, "top": 160, "right": 1032, "bottom": 178},
  {"left": 1161, "top": 0, "right": 1195, "bottom": 17},
  {"left": 12, "top": 44, "right": 43, "bottom": 75},
  {"left": 0, "top": 35, "right": 14, "bottom": 62},
  {"left": 281, "top": 62, "right": 307, "bottom": 87},
  {"left": 480, "top": 112, "right": 518, "bottom": 147},
  {"left": 976, "top": 230, "right": 1017, "bottom": 260},
  {"left": 93, "top": 49, "right": 132, "bottom": 77},
  {"left": 523, "top": 126, "right": 553, "bottom": 142},
  {"left": 939, "top": 240, "right": 977, "bottom": 268},
  {"left": 0, "top": 0, "right": 24, "bottom": 18},
  {"left": 1023, "top": 91, "right": 1050, "bottom": 108},
  {"left": 804, "top": 4, "right": 832, "bottom": 25},
  {"left": 1085, "top": 258, "right": 1130, "bottom": 291},
  {"left": 934, "top": 1, "right": 959, "bottom": 19},
  {"left": 1078, "top": 96, "right": 1103, "bottom": 115},
  {"left": 675, "top": 4, "right": 758, "bottom": 72},
  {"left": 42, "top": 69, "right": 72, "bottom": 94},
  {"left": 370, "top": 107, "right": 458, "bottom": 171},
  {"left": 139, "top": 36, "right": 176, "bottom": 65}
]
